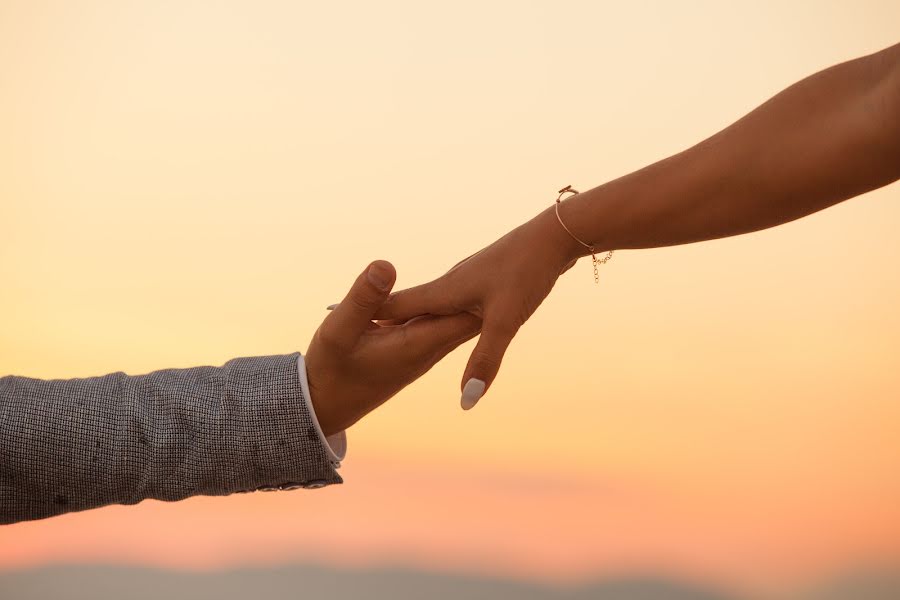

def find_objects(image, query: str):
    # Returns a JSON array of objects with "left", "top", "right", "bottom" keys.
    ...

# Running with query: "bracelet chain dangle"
[{"left": 555, "top": 185, "right": 614, "bottom": 283}]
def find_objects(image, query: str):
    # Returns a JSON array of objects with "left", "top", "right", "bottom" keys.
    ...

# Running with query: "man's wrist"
[{"left": 296, "top": 354, "right": 346, "bottom": 467}]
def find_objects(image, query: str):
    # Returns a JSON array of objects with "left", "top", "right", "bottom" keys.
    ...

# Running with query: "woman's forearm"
[
  {"left": 375, "top": 43, "right": 900, "bottom": 403},
  {"left": 557, "top": 42, "right": 900, "bottom": 258}
]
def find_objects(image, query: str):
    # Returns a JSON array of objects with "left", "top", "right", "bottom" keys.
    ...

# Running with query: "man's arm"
[
  {"left": 0, "top": 354, "right": 343, "bottom": 525},
  {"left": 1, "top": 261, "right": 480, "bottom": 525}
]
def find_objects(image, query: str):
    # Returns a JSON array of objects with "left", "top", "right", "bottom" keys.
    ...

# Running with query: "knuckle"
[
  {"left": 347, "top": 289, "right": 379, "bottom": 312},
  {"left": 487, "top": 318, "right": 519, "bottom": 340},
  {"left": 470, "top": 349, "right": 502, "bottom": 373}
]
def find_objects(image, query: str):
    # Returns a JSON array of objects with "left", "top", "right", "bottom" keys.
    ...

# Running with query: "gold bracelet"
[{"left": 555, "top": 185, "right": 614, "bottom": 284}]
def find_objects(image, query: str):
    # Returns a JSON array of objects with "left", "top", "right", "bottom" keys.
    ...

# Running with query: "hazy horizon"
[{"left": 3, "top": 563, "right": 900, "bottom": 600}]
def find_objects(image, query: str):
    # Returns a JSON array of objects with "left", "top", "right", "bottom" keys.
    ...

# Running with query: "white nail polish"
[
  {"left": 461, "top": 378, "right": 486, "bottom": 410},
  {"left": 326, "top": 304, "right": 339, "bottom": 311}
]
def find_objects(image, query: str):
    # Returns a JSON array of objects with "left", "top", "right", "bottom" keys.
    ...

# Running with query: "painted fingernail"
[
  {"left": 326, "top": 304, "right": 339, "bottom": 310},
  {"left": 461, "top": 378, "right": 486, "bottom": 410}
]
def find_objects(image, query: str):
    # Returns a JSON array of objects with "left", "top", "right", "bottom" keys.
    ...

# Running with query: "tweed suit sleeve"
[{"left": 0, "top": 353, "right": 342, "bottom": 525}]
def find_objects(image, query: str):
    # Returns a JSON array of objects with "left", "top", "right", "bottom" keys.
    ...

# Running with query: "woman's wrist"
[{"left": 530, "top": 204, "right": 591, "bottom": 267}]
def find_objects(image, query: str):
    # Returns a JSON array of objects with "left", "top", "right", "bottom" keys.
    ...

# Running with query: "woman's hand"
[
  {"left": 374, "top": 206, "right": 584, "bottom": 409},
  {"left": 305, "top": 260, "right": 482, "bottom": 437}
]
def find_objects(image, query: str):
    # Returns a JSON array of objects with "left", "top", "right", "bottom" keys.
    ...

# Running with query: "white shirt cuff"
[{"left": 296, "top": 353, "right": 347, "bottom": 468}]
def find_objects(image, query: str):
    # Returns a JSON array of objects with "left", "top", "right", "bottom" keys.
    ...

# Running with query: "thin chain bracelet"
[{"left": 555, "top": 185, "right": 614, "bottom": 283}]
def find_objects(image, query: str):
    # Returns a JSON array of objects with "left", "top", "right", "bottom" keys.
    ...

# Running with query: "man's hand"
[{"left": 305, "top": 260, "right": 481, "bottom": 437}]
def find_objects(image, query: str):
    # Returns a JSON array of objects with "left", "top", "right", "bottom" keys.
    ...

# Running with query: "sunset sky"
[{"left": 1, "top": 1, "right": 899, "bottom": 598}]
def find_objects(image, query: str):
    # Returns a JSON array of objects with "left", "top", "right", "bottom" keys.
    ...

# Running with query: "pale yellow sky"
[{"left": 1, "top": 1, "right": 899, "bottom": 593}]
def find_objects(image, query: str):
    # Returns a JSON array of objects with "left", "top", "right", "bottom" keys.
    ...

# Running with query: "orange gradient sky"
[{"left": 1, "top": 1, "right": 899, "bottom": 597}]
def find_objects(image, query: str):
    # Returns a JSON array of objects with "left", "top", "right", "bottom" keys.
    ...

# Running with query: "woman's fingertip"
[{"left": 460, "top": 378, "right": 486, "bottom": 410}]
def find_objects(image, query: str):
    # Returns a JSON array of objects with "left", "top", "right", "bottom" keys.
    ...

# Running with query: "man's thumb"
[{"left": 321, "top": 261, "right": 396, "bottom": 350}]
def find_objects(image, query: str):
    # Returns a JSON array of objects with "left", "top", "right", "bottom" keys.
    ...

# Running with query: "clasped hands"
[{"left": 305, "top": 205, "right": 583, "bottom": 437}]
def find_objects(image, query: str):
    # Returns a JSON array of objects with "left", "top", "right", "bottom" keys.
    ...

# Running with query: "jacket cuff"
[
  {"left": 296, "top": 354, "right": 347, "bottom": 467},
  {"left": 221, "top": 353, "right": 343, "bottom": 493}
]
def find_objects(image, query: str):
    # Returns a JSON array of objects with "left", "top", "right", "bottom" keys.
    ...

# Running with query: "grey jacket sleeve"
[{"left": 0, "top": 353, "right": 342, "bottom": 525}]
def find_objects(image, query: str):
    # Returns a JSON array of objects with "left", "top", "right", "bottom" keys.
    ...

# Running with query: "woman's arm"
[
  {"left": 377, "top": 42, "right": 900, "bottom": 408},
  {"left": 559, "top": 41, "right": 900, "bottom": 256}
]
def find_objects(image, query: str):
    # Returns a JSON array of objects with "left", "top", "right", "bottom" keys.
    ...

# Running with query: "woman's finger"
[
  {"left": 373, "top": 278, "right": 456, "bottom": 321},
  {"left": 401, "top": 313, "right": 482, "bottom": 360},
  {"left": 459, "top": 315, "right": 519, "bottom": 410}
]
